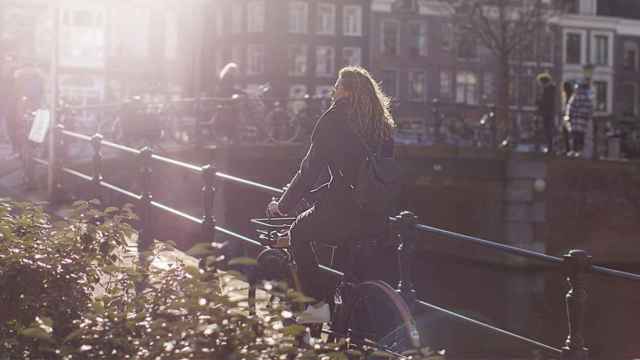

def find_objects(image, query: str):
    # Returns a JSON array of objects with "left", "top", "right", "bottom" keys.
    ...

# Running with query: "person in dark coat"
[
  {"left": 266, "top": 66, "right": 396, "bottom": 323},
  {"left": 535, "top": 72, "right": 556, "bottom": 153}
]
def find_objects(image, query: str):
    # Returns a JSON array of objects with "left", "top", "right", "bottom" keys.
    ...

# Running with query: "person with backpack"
[{"left": 266, "top": 66, "right": 398, "bottom": 323}]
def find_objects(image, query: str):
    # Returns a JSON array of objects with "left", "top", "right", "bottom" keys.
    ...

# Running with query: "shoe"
[{"left": 297, "top": 302, "right": 330, "bottom": 324}]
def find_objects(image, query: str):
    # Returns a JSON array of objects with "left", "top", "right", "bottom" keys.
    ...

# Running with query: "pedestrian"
[
  {"left": 535, "top": 72, "right": 556, "bottom": 153},
  {"left": 565, "top": 79, "right": 593, "bottom": 158},
  {"left": 215, "top": 62, "right": 245, "bottom": 142},
  {"left": 265, "top": 66, "right": 396, "bottom": 323},
  {"left": 10, "top": 61, "right": 45, "bottom": 159},
  {"left": 560, "top": 81, "right": 575, "bottom": 156}
]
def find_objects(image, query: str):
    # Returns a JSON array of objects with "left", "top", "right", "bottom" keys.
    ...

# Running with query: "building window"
[
  {"left": 381, "top": 70, "right": 398, "bottom": 98},
  {"left": 565, "top": 32, "right": 581, "bottom": 64},
  {"left": 593, "top": 81, "right": 608, "bottom": 112},
  {"left": 381, "top": 21, "right": 399, "bottom": 56},
  {"left": 343, "top": 5, "right": 362, "bottom": 36},
  {"left": 483, "top": 72, "right": 495, "bottom": 102},
  {"left": 289, "top": 2, "right": 308, "bottom": 34},
  {"left": 342, "top": 47, "right": 362, "bottom": 66},
  {"left": 288, "top": 45, "right": 307, "bottom": 76},
  {"left": 623, "top": 41, "right": 638, "bottom": 71},
  {"left": 247, "top": 0, "right": 265, "bottom": 33},
  {"left": 622, "top": 83, "right": 637, "bottom": 116},
  {"left": 408, "top": 71, "right": 426, "bottom": 101},
  {"left": 440, "top": 71, "right": 452, "bottom": 101},
  {"left": 593, "top": 34, "right": 609, "bottom": 66},
  {"left": 316, "top": 46, "right": 335, "bottom": 77},
  {"left": 408, "top": 22, "right": 427, "bottom": 57},
  {"left": 247, "top": 45, "right": 264, "bottom": 75},
  {"left": 231, "top": 2, "right": 243, "bottom": 33},
  {"left": 457, "top": 33, "right": 477, "bottom": 60},
  {"left": 316, "top": 3, "right": 335, "bottom": 35},
  {"left": 456, "top": 71, "right": 478, "bottom": 105}
]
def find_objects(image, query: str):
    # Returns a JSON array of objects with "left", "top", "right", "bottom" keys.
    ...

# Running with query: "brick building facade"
[{"left": 202, "top": 0, "right": 370, "bottom": 102}]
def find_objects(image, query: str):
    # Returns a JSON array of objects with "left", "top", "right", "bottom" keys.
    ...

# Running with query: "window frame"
[
  {"left": 563, "top": 29, "right": 586, "bottom": 66},
  {"left": 623, "top": 41, "right": 639, "bottom": 71},
  {"left": 592, "top": 80, "right": 609, "bottom": 113},
  {"left": 288, "top": 1, "right": 309, "bottom": 34},
  {"left": 247, "top": 0, "right": 265, "bottom": 33},
  {"left": 315, "top": 46, "right": 336, "bottom": 77},
  {"left": 316, "top": 3, "right": 336, "bottom": 35},
  {"left": 288, "top": 44, "right": 308, "bottom": 76},
  {"left": 455, "top": 71, "right": 479, "bottom": 105},
  {"left": 342, "top": 46, "right": 362, "bottom": 67},
  {"left": 591, "top": 31, "right": 613, "bottom": 67},
  {"left": 343, "top": 5, "right": 363, "bottom": 36},
  {"left": 380, "top": 20, "right": 400, "bottom": 57},
  {"left": 408, "top": 21, "right": 428, "bottom": 58},
  {"left": 408, "top": 70, "right": 427, "bottom": 102}
]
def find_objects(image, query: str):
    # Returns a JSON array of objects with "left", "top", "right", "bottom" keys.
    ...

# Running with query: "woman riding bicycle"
[{"left": 266, "top": 66, "right": 395, "bottom": 322}]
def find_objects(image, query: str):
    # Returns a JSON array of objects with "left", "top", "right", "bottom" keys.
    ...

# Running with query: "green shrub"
[{"left": 0, "top": 200, "right": 443, "bottom": 360}]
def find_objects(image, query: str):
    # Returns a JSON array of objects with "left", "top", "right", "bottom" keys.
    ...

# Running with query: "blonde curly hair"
[{"left": 335, "top": 66, "right": 395, "bottom": 143}]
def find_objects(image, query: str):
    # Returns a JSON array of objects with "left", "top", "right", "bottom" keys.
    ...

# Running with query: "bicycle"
[{"left": 246, "top": 216, "right": 422, "bottom": 358}]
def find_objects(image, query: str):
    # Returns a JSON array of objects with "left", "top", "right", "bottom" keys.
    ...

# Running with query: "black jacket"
[{"left": 278, "top": 98, "right": 392, "bottom": 215}]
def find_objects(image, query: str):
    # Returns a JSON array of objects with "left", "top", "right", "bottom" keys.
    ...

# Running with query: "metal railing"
[
  {"left": 27, "top": 115, "right": 640, "bottom": 360},
  {"left": 56, "top": 95, "right": 331, "bottom": 147}
]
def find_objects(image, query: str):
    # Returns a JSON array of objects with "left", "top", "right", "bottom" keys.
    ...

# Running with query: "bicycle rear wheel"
[{"left": 341, "top": 280, "right": 421, "bottom": 356}]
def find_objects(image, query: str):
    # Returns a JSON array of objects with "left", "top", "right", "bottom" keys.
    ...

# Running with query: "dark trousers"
[
  {"left": 572, "top": 131, "right": 585, "bottom": 153},
  {"left": 542, "top": 116, "right": 554, "bottom": 152},
  {"left": 290, "top": 205, "right": 353, "bottom": 301},
  {"left": 562, "top": 125, "right": 571, "bottom": 154},
  {"left": 290, "top": 203, "right": 393, "bottom": 302}
]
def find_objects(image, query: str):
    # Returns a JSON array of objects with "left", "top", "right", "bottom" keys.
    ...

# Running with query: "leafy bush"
[{"left": 0, "top": 200, "right": 443, "bottom": 360}]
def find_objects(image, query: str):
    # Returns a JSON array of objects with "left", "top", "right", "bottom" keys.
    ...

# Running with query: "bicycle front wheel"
[{"left": 341, "top": 280, "right": 421, "bottom": 355}]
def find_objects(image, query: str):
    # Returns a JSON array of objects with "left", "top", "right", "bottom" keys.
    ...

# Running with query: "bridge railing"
[
  {"left": 27, "top": 121, "right": 640, "bottom": 360},
  {"left": 54, "top": 95, "right": 330, "bottom": 147}
]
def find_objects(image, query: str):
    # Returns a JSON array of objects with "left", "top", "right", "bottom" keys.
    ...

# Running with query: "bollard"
[
  {"left": 90, "top": 134, "right": 103, "bottom": 201},
  {"left": 562, "top": 249, "right": 590, "bottom": 360},
  {"left": 51, "top": 124, "right": 66, "bottom": 204},
  {"left": 137, "top": 147, "right": 154, "bottom": 264},
  {"left": 201, "top": 163, "right": 217, "bottom": 245},
  {"left": 393, "top": 211, "right": 418, "bottom": 309}
]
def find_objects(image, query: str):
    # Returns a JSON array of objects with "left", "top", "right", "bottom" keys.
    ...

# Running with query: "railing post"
[
  {"left": 51, "top": 124, "right": 66, "bottom": 204},
  {"left": 562, "top": 249, "right": 591, "bottom": 360},
  {"left": 201, "top": 163, "right": 217, "bottom": 245},
  {"left": 393, "top": 211, "right": 418, "bottom": 309},
  {"left": 90, "top": 134, "right": 103, "bottom": 201},
  {"left": 137, "top": 147, "right": 153, "bottom": 262}
]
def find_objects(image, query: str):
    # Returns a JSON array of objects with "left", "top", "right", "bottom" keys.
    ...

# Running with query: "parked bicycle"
[{"left": 246, "top": 216, "right": 422, "bottom": 358}]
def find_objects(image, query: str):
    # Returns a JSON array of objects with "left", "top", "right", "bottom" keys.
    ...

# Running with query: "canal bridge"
[{"left": 9, "top": 98, "right": 640, "bottom": 359}]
